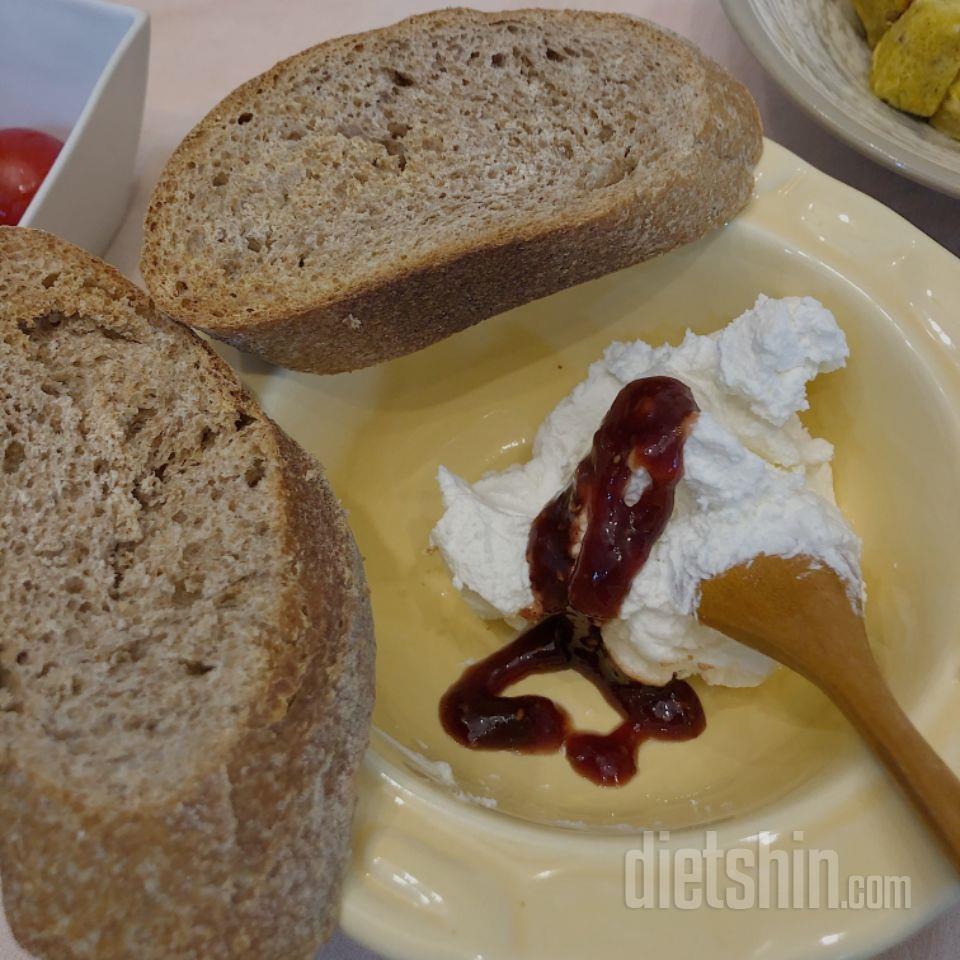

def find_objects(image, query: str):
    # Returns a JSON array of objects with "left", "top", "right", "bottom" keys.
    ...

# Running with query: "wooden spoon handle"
[{"left": 826, "top": 658, "right": 960, "bottom": 874}]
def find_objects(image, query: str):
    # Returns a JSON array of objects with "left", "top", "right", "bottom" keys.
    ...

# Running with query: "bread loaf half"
[
  {"left": 0, "top": 227, "right": 374, "bottom": 960},
  {"left": 141, "top": 7, "right": 762, "bottom": 374}
]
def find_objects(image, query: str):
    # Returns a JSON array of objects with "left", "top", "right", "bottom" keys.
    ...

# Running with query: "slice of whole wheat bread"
[
  {"left": 140, "top": 7, "right": 762, "bottom": 375},
  {"left": 0, "top": 227, "right": 374, "bottom": 960}
]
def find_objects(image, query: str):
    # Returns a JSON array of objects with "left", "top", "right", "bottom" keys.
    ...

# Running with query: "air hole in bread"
[
  {"left": 172, "top": 580, "right": 202, "bottom": 607},
  {"left": 3, "top": 440, "right": 25, "bottom": 474},
  {"left": 246, "top": 237, "right": 262, "bottom": 253},
  {"left": 18, "top": 313, "right": 62, "bottom": 338},
  {"left": 125, "top": 715, "right": 159, "bottom": 732},
  {"left": 182, "top": 542, "right": 202, "bottom": 562},
  {"left": 180, "top": 659, "right": 216, "bottom": 676},
  {"left": 380, "top": 138, "right": 407, "bottom": 166},
  {"left": 491, "top": 52, "right": 505, "bottom": 67},
  {"left": 234, "top": 412, "right": 255, "bottom": 431},
  {"left": 99, "top": 326, "right": 139, "bottom": 345},
  {"left": 125, "top": 407, "right": 155, "bottom": 440},
  {"left": 212, "top": 172, "right": 229, "bottom": 187},
  {"left": 15, "top": 651, "right": 28, "bottom": 666},
  {"left": 386, "top": 67, "right": 415, "bottom": 87},
  {"left": 0, "top": 662, "right": 20, "bottom": 713},
  {"left": 237, "top": 112, "right": 254, "bottom": 124},
  {"left": 244, "top": 459, "right": 266, "bottom": 488},
  {"left": 41, "top": 272, "right": 59, "bottom": 288},
  {"left": 110, "top": 639, "right": 147, "bottom": 666},
  {"left": 545, "top": 47, "right": 565, "bottom": 61}
]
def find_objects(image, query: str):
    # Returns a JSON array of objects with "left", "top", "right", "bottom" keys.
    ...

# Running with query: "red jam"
[
  {"left": 439, "top": 376, "right": 706, "bottom": 786},
  {"left": 527, "top": 376, "right": 701, "bottom": 620},
  {"left": 439, "top": 613, "right": 705, "bottom": 786}
]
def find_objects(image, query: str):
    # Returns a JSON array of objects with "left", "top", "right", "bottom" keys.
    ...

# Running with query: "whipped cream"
[{"left": 431, "top": 296, "right": 863, "bottom": 687}]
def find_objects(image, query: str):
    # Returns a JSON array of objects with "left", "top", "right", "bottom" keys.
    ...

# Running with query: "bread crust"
[
  {"left": 0, "top": 227, "right": 375, "bottom": 960},
  {"left": 140, "top": 8, "right": 763, "bottom": 375}
]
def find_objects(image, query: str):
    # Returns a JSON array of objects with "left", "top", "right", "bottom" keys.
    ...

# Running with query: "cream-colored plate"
[{"left": 230, "top": 140, "right": 960, "bottom": 960}]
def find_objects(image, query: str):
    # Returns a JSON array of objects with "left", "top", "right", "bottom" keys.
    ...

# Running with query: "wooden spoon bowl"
[{"left": 698, "top": 554, "right": 960, "bottom": 872}]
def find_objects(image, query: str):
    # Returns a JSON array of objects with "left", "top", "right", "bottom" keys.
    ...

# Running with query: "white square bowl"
[{"left": 0, "top": 0, "right": 149, "bottom": 254}]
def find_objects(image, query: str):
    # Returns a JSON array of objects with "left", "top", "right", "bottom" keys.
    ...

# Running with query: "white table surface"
[{"left": 4, "top": 1, "right": 959, "bottom": 959}]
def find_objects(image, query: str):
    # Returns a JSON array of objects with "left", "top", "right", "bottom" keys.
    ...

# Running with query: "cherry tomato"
[{"left": 0, "top": 128, "right": 64, "bottom": 226}]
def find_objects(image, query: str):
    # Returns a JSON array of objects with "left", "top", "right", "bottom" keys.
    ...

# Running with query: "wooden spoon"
[{"left": 698, "top": 554, "right": 960, "bottom": 872}]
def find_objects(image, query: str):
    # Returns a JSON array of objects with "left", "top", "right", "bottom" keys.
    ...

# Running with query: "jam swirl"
[{"left": 440, "top": 377, "right": 706, "bottom": 786}]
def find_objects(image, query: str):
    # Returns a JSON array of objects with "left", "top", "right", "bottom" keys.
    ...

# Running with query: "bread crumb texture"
[
  {"left": 1, "top": 241, "right": 286, "bottom": 801},
  {"left": 0, "top": 228, "right": 374, "bottom": 960},
  {"left": 141, "top": 8, "right": 761, "bottom": 373}
]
